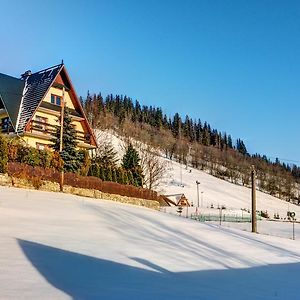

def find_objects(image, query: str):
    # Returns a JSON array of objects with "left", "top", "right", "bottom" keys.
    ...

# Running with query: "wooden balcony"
[{"left": 28, "top": 120, "right": 92, "bottom": 145}]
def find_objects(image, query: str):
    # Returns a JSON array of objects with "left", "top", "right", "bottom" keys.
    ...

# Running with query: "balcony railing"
[{"left": 29, "top": 120, "right": 91, "bottom": 144}]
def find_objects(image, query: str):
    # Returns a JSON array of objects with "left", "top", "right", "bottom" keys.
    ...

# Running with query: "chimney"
[{"left": 20, "top": 70, "right": 32, "bottom": 80}]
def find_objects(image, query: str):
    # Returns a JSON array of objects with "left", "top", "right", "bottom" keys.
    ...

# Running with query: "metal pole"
[
  {"left": 59, "top": 86, "right": 65, "bottom": 192},
  {"left": 201, "top": 191, "right": 204, "bottom": 208},
  {"left": 251, "top": 166, "right": 257, "bottom": 233},
  {"left": 219, "top": 207, "right": 222, "bottom": 226},
  {"left": 180, "top": 159, "right": 183, "bottom": 186},
  {"left": 293, "top": 221, "right": 295, "bottom": 240},
  {"left": 196, "top": 181, "right": 200, "bottom": 207}
]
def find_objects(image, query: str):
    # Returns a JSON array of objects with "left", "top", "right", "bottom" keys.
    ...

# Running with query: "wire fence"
[
  {"left": 191, "top": 214, "right": 254, "bottom": 223},
  {"left": 161, "top": 206, "right": 298, "bottom": 240}
]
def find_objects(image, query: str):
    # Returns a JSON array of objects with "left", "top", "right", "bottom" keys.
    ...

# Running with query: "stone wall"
[{"left": 0, "top": 173, "right": 160, "bottom": 210}]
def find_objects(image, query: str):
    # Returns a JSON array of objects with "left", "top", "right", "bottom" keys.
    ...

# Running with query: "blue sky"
[{"left": 1, "top": 0, "right": 300, "bottom": 164}]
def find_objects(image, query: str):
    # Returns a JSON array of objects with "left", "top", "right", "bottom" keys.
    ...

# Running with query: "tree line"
[{"left": 81, "top": 93, "right": 300, "bottom": 204}]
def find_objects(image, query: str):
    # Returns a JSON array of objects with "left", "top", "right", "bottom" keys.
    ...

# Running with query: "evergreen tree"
[
  {"left": 112, "top": 168, "right": 118, "bottom": 182},
  {"left": 122, "top": 143, "right": 143, "bottom": 187},
  {"left": 94, "top": 141, "right": 118, "bottom": 169},
  {"left": 50, "top": 107, "right": 82, "bottom": 172},
  {"left": 88, "top": 163, "right": 99, "bottom": 177},
  {"left": 100, "top": 166, "right": 106, "bottom": 181},
  {"left": 106, "top": 167, "right": 113, "bottom": 181},
  {"left": 228, "top": 135, "right": 233, "bottom": 148},
  {"left": 127, "top": 170, "right": 135, "bottom": 185},
  {"left": 236, "top": 139, "right": 248, "bottom": 156},
  {"left": 172, "top": 113, "right": 181, "bottom": 137}
]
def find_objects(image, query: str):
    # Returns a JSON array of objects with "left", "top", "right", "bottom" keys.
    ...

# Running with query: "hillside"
[
  {"left": 98, "top": 130, "right": 300, "bottom": 219},
  {"left": 160, "top": 159, "right": 300, "bottom": 218},
  {"left": 83, "top": 94, "right": 300, "bottom": 204},
  {"left": 1, "top": 186, "right": 300, "bottom": 299}
]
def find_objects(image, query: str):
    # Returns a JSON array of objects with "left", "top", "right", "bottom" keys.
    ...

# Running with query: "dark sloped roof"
[
  {"left": 0, "top": 73, "right": 25, "bottom": 130},
  {"left": 17, "top": 64, "right": 63, "bottom": 133}
]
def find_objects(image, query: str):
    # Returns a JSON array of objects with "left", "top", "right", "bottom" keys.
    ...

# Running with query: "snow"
[
  {"left": 1, "top": 186, "right": 300, "bottom": 299},
  {"left": 159, "top": 159, "right": 300, "bottom": 219},
  {"left": 1, "top": 130, "right": 300, "bottom": 298},
  {"left": 97, "top": 130, "right": 300, "bottom": 220}
]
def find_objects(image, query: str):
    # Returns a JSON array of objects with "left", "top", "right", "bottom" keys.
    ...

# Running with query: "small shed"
[{"left": 163, "top": 193, "right": 191, "bottom": 207}]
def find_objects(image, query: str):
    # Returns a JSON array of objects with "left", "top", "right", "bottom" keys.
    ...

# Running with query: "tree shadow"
[{"left": 18, "top": 239, "right": 300, "bottom": 300}]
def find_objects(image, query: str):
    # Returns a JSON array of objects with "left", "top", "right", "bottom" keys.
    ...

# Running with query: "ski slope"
[
  {"left": 159, "top": 159, "right": 300, "bottom": 219},
  {"left": 1, "top": 186, "right": 300, "bottom": 299}
]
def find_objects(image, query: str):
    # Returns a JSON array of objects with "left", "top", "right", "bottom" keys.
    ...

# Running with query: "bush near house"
[
  {"left": 0, "top": 135, "right": 8, "bottom": 173},
  {"left": 0, "top": 136, "right": 159, "bottom": 201},
  {"left": 7, "top": 162, "right": 159, "bottom": 201}
]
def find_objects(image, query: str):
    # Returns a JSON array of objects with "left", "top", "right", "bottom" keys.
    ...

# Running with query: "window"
[{"left": 51, "top": 94, "right": 61, "bottom": 106}]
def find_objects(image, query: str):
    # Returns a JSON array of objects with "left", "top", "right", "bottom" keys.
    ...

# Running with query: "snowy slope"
[
  {"left": 1, "top": 186, "right": 300, "bottom": 299},
  {"left": 98, "top": 130, "right": 300, "bottom": 219},
  {"left": 159, "top": 159, "right": 300, "bottom": 219}
]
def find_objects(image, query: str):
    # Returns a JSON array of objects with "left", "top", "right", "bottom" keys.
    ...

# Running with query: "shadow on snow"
[{"left": 18, "top": 239, "right": 300, "bottom": 300}]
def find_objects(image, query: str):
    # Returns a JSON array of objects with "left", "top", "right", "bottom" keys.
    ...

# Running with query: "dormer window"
[{"left": 51, "top": 94, "right": 61, "bottom": 106}]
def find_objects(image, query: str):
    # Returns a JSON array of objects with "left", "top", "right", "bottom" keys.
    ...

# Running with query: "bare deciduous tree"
[{"left": 121, "top": 138, "right": 168, "bottom": 190}]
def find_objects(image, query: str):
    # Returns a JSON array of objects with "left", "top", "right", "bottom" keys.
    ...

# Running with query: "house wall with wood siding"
[{"left": 23, "top": 86, "right": 89, "bottom": 149}]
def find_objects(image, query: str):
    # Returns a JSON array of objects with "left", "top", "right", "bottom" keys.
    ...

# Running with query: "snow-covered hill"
[
  {"left": 98, "top": 130, "right": 300, "bottom": 220},
  {"left": 1, "top": 186, "right": 300, "bottom": 299},
  {"left": 160, "top": 159, "right": 300, "bottom": 218}
]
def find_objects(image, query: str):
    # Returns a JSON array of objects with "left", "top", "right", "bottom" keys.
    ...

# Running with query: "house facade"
[{"left": 0, "top": 63, "right": 97, "bottom": 150}]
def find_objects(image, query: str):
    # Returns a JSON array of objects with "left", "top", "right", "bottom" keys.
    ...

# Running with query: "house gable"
[
  {"left": 26, "top": 65, "right": 97, "bottom": 148},
  {"left": 0, "top": 63, "right": 97, "bottom": 149}
]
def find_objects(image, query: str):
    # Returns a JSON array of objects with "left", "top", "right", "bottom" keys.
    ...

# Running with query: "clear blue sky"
[{"left": 1, "top": 0, "right": 300, "bottom": 164}]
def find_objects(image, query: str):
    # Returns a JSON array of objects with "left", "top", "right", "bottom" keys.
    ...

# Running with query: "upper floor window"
[{"left": 51, "top": 94, "right": 61, "bottom": 106}]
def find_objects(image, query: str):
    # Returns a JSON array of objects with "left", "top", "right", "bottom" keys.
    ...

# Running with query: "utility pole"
[
  {"left": 180, "top": 158, "right": 183, "bottom": 186},
  {"left": 251, "top": 165, "right": 257, "bottom": 233},
  {"left": 59, "top": 86, "right": 65, "bottom": 192},
  {"left": 196, "top": 180, "right": 200, "bottom": 207}
]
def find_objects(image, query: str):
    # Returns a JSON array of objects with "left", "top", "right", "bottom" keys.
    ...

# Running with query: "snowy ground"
[{"left": 1, "top": 186, "right": 300, "bottom": 299}]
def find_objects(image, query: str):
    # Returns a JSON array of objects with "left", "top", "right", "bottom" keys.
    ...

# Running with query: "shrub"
[
  {"left": 79, "top": 150, "right": 91, "bottom": 176},
  {"left": 7, "top": 138, "right": 21, "bottom": 162},
  {"left": 18, "top": 147, "right": 41, "bottom": 167},
  {"left": 0, "top": 134, "right": 8, "bottom": 173},
  {"left": 31, "top": 176, "right": 43, "bottom": 190},
  {"left": 39, "top": 149, "right": 53, "bottom": 168},
  {"left": 50, "top": 151, "right": 63, "bottom": 171},
  {"left": 7, "top": 162, "right": 159, "bottom": 201}
]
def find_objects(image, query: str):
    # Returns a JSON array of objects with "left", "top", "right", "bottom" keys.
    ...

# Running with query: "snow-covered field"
[{"left": 1, "top": 186, "right": 300, "bottom": 299}]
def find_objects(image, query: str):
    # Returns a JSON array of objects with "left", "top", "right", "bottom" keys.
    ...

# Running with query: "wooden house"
[
  {"left": 164, "top": 193, "right": 191, "bottom": 207},
  {"left": 0, "top": 63, "right": 97, "bottom": 150}
]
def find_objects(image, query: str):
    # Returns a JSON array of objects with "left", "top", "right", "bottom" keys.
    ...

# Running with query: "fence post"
[{"left": 251, "top": 166, "right": 257, "bottom": 233}]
